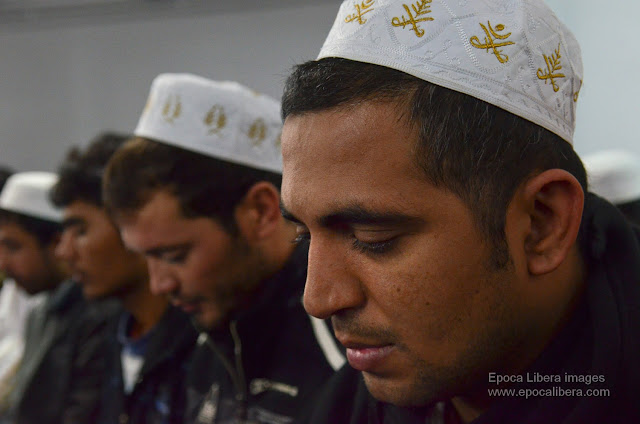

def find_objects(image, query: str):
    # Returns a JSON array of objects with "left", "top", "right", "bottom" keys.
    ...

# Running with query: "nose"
[
  {"left": 146, "top": 257, "right": 179, "bottom": 295},
  {"left": 303, "top": 235, "right": 365, "bottom": 320},
  {"left": 55, "top": 230, "right": 76, "bottom": 262}
]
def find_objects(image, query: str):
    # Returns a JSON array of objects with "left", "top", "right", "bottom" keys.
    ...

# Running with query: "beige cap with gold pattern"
[
  {"left": 319, "top": 0, "right": 583, "bottom": 144},
  {"left": 135, "top": 73, "right": 283, "bottom": 173}
]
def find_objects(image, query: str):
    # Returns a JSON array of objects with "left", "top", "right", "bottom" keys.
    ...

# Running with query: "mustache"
[
  {"left": 332, "top": 314, "right": 400, "bottom": 345},
  {"left": 168, "top": 293, "right": 206, "bottom": 304}
]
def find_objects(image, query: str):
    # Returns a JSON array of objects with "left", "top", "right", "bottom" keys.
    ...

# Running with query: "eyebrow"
[
  {"left": 61, "top": 217, "right": 85, "bottom": 229},
  {"left": 280, "top": 202, "right": 302, "bottom": 224},
  {"left": 0, "top": 237, "right": 18, "bottom": 247},
  {"left": 144, "top": 243, "right": 191, "bottom": 258},
  {"left": 281, "top": 201, "right": 423, "bottom": 229}
]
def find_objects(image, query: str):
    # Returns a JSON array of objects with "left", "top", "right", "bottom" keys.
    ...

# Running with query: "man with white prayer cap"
[
  {"left": 0, "top": 167, "right": 44, "bottom": 415},
  {"left": 102, "top": 74, "right": 345, "bottom": 423},
  {"left": 278, "top": 0, "right": 640, "bottom": 423},
  {"left": 0, "top": 172, "right": 112, "bottom": 424},
  {"left": 583, "top": 149, "right": 640, "bottom": 226}
]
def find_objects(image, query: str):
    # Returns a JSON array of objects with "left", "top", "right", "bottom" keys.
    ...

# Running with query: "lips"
[
  {"left": 171, "top": 298, "right": 202, "bottom": 315},
  {"left": 342, "top": 341, "right": 395, "bottom": 372}
]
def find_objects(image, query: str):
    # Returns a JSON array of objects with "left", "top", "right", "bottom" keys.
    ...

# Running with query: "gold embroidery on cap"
[
  {"left": 204, "top": 105, "right": 227, "bottom": 134},
  {"left": 345, "top": 0, "right": 375, "bottom": 25},
  {"left": 162, "top": 95, "right": 182, "bottom": 124},
  {"left": 469, "top": 22, "right": 514, "bottom": 63},
  {"left": 248, "top": 119, "right": 267, "bottom": 146},
  {"left": 573, "top": 80, "right": 582, "bottom": 102},
  {"left": 537, "top": 44, "right": 565, "bottom": 92},
  {"left": 391, "top": 0, "right": 434, "bottom": 38}
]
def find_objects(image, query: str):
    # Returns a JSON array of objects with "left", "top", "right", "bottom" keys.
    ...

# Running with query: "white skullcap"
[
  {"left": 583, "top": 150, "right": 640, "bottom": 205},
  {"left": 134, "top": 73, "right": 283, "bottom": 173},
  {"left": 319, "top": 0, "right": 583, "bottom": 144},
  {"left": 0, "top": 172, "right": 62, "bottom": 222}
]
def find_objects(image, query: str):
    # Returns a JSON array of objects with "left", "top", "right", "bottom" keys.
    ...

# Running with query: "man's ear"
[
  {"left": 519, "top": 169, "right": 584, "bottom": 275},
  {"left": 235, "top": 182, "right": 282, "bottom": 241}
]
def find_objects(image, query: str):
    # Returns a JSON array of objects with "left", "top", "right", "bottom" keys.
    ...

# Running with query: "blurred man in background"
[
  {"left": 0, "top": 172, "right": 111, "bottom": 424},
  {"left": 0, "top": 166, "right": 44, "bottom": 413},
  {"left": 52, "top": 132, "right": 198, "bottom": 424}
]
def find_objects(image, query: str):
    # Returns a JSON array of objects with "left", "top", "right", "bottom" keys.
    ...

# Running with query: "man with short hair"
[
  {"left": 103, "top": 74, "right": 344, "bottom": 423},
  {"left": 0, "top": 165, "right": 44, "bottom": 412},
  {"left": 0, "top": 172, "right": 111, "bottom": 424},
  {"left": 51, "top": 132, "right": 198, "bottom": 424},
  {"left": 279, "top": 1, "right": 640, "bottom": 422}
]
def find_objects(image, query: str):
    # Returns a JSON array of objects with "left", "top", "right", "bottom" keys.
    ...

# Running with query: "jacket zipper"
[{"left": 196, "top": 319, "right": 249, "bottom": 422}]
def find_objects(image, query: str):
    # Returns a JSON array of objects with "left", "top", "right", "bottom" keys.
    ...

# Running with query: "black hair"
[
  {"left": 0, "top": 166, "right": 13, "bottom": 192},
  {"left": 50, "top": 132, "right": 131, "bottom": 208},
  {"left": 103, "top": 137, "right": 282, "bottom": 234}
]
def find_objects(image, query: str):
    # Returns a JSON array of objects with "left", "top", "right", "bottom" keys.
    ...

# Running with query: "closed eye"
[
  {"left": 352, "top": 237, "right": 397, "bottom": 254},
  {"left": 161, "top": 251, "right": 188, "bottom": 265}
]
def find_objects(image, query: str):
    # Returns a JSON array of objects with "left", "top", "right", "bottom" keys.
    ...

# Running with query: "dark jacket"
[
  {"left": 303, "top": 194, "right": 640, "bottom": 424},
  {"left": 97, "top": 305, "right": 198, "bottom": 424},
  {"left": 186, "top": 244, "right": 345, "bottom": 424},
  {"left": 8, "top": 281, "right": 115, "bottom": 424}
]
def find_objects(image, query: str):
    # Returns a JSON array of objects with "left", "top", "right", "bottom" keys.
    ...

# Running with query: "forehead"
[
  {"left": 119, "top": 190, "right": 183, "bottom": 233},
  {"left": 0, "top": 220, "right": 38, "bottom": 245},
  {"left": 281, "top": 102, "right": 425, "bottom": 217},
  {"left": 118, "top": 189, "right": 219, "bottom": 251},
  {"left": 63, "top": 200, "right": 106, "bottom": 220}
]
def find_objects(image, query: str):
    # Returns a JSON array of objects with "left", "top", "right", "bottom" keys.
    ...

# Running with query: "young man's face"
[
  {"left": 118, "top": 190, "right": 261, "bottom": 329},
  {"left": 0, "top": 221, "right": 60, "bottom": 294},
  {"left": 55, "top": 201, "right": 148, "bottom": 300},
  {"left": 280, "top": 101, "right": 533, "bottom": 407}
]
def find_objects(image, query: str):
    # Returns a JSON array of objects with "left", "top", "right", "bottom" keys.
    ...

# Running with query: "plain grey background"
[{"left": 0, "top": 0, "right": 637, "bottom": 172}]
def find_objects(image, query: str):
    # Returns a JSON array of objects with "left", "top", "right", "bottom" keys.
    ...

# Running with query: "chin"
[
  {"left": 82, "top": 285, "right": 109, "bottom": 300},
  {"left": 82, "top": 290, "right": 102, "bottom": 300},
  {"left": 193, "top": 310, "right": 222, "bottom": 331},
  {"left": 363, "top": 372, "right": 440, "bottom": 408}
]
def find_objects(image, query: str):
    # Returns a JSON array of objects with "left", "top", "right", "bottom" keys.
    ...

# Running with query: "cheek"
[
  {"left": 175, "top": 255, "right": 213, "bottom": 292},
  {"left": 361, "top": 238, "right": 500, "bottom": 345}
]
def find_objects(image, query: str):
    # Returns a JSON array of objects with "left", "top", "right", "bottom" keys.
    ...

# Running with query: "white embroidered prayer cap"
[
  {"left": 583, "top": 150, "right": 640, "bottom": 205},
  {"left": 135, "top": 73, "right": 283, "bottom": 173},
  {"left": 319, "top": 0, "right": 583, "bottom": 144},
  {"left": 0, "top": 172, "right": 62, "bottom": 222}
]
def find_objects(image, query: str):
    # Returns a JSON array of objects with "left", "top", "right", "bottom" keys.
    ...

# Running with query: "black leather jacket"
[
  {"left": 7, "top": 281, "right": 115, "bottom": 424},
  {"left": 186, "top": 244, "right": 345, "bottom": 424},
  {"left": 97, "top": 305, "right": 198, "bottom": 424}
]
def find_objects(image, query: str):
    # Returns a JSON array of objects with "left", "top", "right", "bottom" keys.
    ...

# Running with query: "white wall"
[
  {"left": 0, "top": 1, "right": 638, "bottom": 172},
  {"left": 0, "top": 3, "right": 340, "bottom": 172}
]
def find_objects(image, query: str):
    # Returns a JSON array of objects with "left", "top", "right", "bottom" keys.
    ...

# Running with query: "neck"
[{"left": 121, "top": 281, "right": 168, "bottom": 339}]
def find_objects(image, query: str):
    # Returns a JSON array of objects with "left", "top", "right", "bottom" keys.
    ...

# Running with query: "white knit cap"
[
  {"left": 134, "top": 73, "right": 283, "bottom": 173},
  {"left": 0, "top": 172, "right": 62, "bottom": 222},
  {"left": 318, "top": 0, "right": 583, "bottom": 144},
  {"left": 583, "top": 150, "right": 640, "bottom": 205}
]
